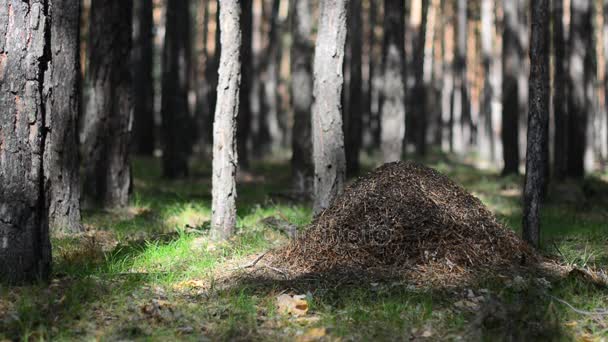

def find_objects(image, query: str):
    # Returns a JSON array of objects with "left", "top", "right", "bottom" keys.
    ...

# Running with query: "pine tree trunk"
[
  {"left": 161, "top": 0, "right": 192, "bottom": 178},
  {"left": 345, "top": 0, "right": 363, "bottom": 174},
  {"left": 44, "top": 0, "right": 83, "bottom": 234},
  {"left": 132, "top": 0, "right": 155, "bottom": 156},
  {"left": 237, "top": 0, "right": 252, "bottom": 169},
  {"left": 523, "top": 0, "right": 550, "bottom": 248},
  {"left": 290, "top": 0, "right": 314, "bottom": 194},
  {"left": 211, "top": 0, "right": 241, "bottom": 240},
  {"left": 479, "top": 0, "right": 495, "bottom": 163},
  {"left": 0, "top": 0, "right": 52, "bottom": 283},
  {"left": 502, "top": 0, "right": 522, "bottom": 175},
  {"left": 82, "top": 0, "right": 133, "bottom": 208},
  {"left": 450, "top": 0, "right": 469, "bottom": 154},
  {"left": 380, "top": 0, "right": 406, "bottom": 163},
  {"left": 567, "top": 0, "right": 592, "bottom": 178},
  {"left": 312, "top": 0, "right": 348, "bottom": 214},
  {"left": 413, "top": 0, "right": 429, "bottom": 156},
  {"left": 604, "top": 0, "right": 608, "bottom": 165}
]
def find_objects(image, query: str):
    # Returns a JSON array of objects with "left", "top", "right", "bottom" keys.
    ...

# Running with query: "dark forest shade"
[
  {"left": 312, "top": 0, "right": 348, "bottom": 214},
  {"left": 0, "top": 0, "right": 52, "bottom": 283},
  {"left": 345, "top": 0, "right": 363, "bottom": 174},
  {"left": 237, "top": 0, "right": 252, "bottom": 169},
  {"left": 523, "top": 0, "right": 550, "bottom": 248},
  {"left": 82, "top": 0, "right": 133, "bottom": 208},
  {"left": 553, "top": 0, "right": 568, "bottom": 180},
  {"left": 45, "top": 0, "right": 83, "bottom": 234},
  {"left": 132, "top": 0, "right": 156, "bottom": 156},
  {"left": 567, "top": 0, "right": 592, "bottom": 179},
  {"left": 290, "top": 0, "right": 314, "bottom": 194},
  {"left": 380, "top": 0, "right": 406, "bottom": 163},
  {"left": 161, "top": 0, "right": 192, "bottom": 179},
  {"left": 211, "top": 0, "right": 241, "bottom": 240},
  {"left": 502, "top": 0, "right": 522, "bottom": 175}
]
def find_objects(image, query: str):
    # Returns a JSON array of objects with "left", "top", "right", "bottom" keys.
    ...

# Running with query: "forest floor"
[{"left": 1, "top": 154, "right": 608, "bottom": 341}]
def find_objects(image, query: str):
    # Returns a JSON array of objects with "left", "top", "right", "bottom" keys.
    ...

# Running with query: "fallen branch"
[
  {"left": 232, "top": 252, "right": 268, "bottom": 270},
  {"left": 548, "top": 295, "right": 608, "bottom": 316}
]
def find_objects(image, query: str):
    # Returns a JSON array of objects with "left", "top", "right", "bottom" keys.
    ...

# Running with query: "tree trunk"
[
  {"left": 553, "top": 0, "right": 568, "bottom": 180},
  {"left": 567, "top": 0, "right": 592, "bottom": 178},
  {"left": 259, "top": 0, "right": 283, "bottom": 155},
  {"left": 82, "top": 0, "right": 133, "bottom": 209},
  {"left": 451, "top": 0, "right": 469, "bottom": 154},
  {"left": 0, "top": 0, "right": 52, "bottom": 283},
  {"left": 132, "top": 0, "right": 155, "bottom": 156},
  {"left": 43, "top": 0, "right": 83, "bottom": 234},
  {"left": 237, "top": 0, "right": 252, "bottom": 169},
  {"left": 479, "top": 0, "right": 496, "bottom": 163},
  {"left": 380, "top": 0, "right": 406, "bottom": 163},
  {"left": 523, "top": 0, "right": 550, "bottom": 248},
  {"left": 345, "top": 0, "right": 363, "bottom": 174},
  {"left": 290, "top": 0, "right": 314, "bottom": 194},
  {"left": 312, "top": 0, "right": 348, "bottom": 214},
  {"left": 161, "top": 0, "right": 192, "bottom": 178},
  {"left": 502, "top": 0, "right": 522, "bottom": 175},
  {"left": 413, "top": 0, "right": 429, "bottom": 156},
  {"left": 211, "top": 0, "right": 241, "bottom": 240},
  {"left": 604, "top": 0, "right": 608, "bottom": 167}
]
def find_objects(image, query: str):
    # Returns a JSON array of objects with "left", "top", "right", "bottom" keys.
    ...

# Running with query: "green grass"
[{"left": 1, "top": 156, "right": 607, "bottom": 341}]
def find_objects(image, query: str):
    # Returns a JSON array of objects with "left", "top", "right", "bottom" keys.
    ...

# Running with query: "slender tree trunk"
[
  {"left": 413, "top": 0, "right": 429, "bottom": 156},
  {"left": 380, "top": 0, "right": 406, "bottom": 163},
  {"left": 205, "top": 1, "right": 222, "bottom": 150},
  {"left": 161, "top": 0, "right": 192, "bottom": 178},
  {"left": 312, "top": 0, "right": 348, "bottom": 214},
  {"left": 44, "top": 0, "right": 83, "bottom": 234},
  {"left": 553, "top": 0, "right": 568, "bottom": 179},
  {"left": 345, "top": 0, "right": 363, "bottom": 174},
  {"left": 290, "top": 0, "right": 314, "bottom": 194},
  {"left": 132, "top": 0, "right": 155, "bottom": 156},
  {"left": 604, "top": 0, "right": 608, "bottom": 167},
  {"left": 502, "top": 0, "right": 522, "bottom": 175},
  {"left": 451, "top": 0, "right": 469, "bottom": 154},
  {"left": 0, "top": 0, "right": 52, "bottom": 283},
  {"left": 567, "top": 0, "right": 592, "bottom": 178},
  {"left": 211, "top": 0, "right": 241, "bottom": 240},
  {"left": 523, "top": 0, "right": 550, "bottom": 248},
  {"left": 479, "top": 0, "right": 495, "bottom": 163},
  {"left": 237, "top": 0, "right": 252, "bottom": 169},
  {"left": 82, "top": 0, "right": 133, "bottom": 208}
]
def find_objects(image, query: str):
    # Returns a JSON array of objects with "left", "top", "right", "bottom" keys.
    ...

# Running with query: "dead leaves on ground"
[{"left": 277, "top": 294, "right": 309, "bottom": 317}]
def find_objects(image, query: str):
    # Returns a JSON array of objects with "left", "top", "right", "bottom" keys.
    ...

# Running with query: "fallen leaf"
[
  {"left": 296, "top": 327, "right": 327, "bottom": 342},
  {"left": 421, "top": 330, "right": 433, "bottom": 338},
  {"left": 564, "top": 321, "right": 578, "bottom": 328},
  {"left": 277, "top": 294, "right": 309, "bottom": 316}
]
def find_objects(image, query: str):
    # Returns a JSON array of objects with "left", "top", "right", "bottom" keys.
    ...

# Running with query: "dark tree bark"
[
  {"left": 567, "top": 0, "right": 592, "bottom": 178},
  {"left": 211, "top": 0, "right": 241, "bottom": 240},
  {"left": 290, "top": 0, "right": 314, "bottom": 194},
  {"left": 367, "top": 0, "right": 381, "bottom": 149},
  {"left": 237, "top": 0, "right": 252, "bottom": 169},
  {"left": 413, "top": 0, "right": 429, "bottom": 156},
  {"left": 44, "top": 0, "right": 83, "bottom": 234},
  {"left": 132, "top": 0, "right": 155, "bottom": 156},
  {"left": 523, "top": 0, "right": 550, "bottom": 248},
  {"left": 259, "top": 0, "right": 283, "bottom": 155},
  {"left": 604, "top": 0, "right": 608, "bottom": 164},
  {"left": 380, "top": 0, "right": 406, "bottom": 163},
  {"left": 450, "top": 0, "right": 469, "bottom": 154},
  {"left": 312, "top": 0, "right": 348, "bottom": 214},
  {"left": 345, "top": 0, "right": 363, "bottom": 174},
  {"left": 553, "top": 0, "right": 568, "bottom": 180},
  {"left": 82, "top": 0, "right": 133, "bottom": 208},
  {"left": 204, "top": 1, "right": 222, "bottom": 150},
  {"left": 502, "top": 0, "right": 522, "bottom": 175},
  {"left": 0, "top": 0, "right": 52, "bottom": 283},
  {"left": 161, "top": 0, "right": 192, "bottom": 178}
]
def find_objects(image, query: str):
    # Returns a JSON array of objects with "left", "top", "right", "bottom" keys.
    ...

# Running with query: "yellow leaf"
[
  {"left": 277, "top": 294, "right": 309, "bottom": 316},
  {"left": 296, "top": 327, "right": 327, "bottom": 342},
  {"left": 564, "top": 321, "right": 578, "bottom": 328}
]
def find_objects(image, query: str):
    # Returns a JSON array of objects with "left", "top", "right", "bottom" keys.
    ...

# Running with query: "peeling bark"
[{"left": 211, "top": 0, "right": 241, "bottom": 240}]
